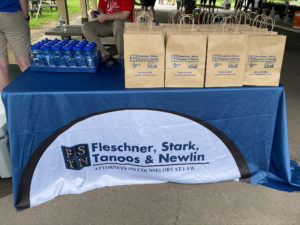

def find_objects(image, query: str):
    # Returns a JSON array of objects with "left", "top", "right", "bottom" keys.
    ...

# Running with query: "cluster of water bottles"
[{"left": 30, "top": 38, "right": 98, "bottom": 68}]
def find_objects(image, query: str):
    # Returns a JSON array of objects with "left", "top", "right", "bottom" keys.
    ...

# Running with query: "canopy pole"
[{"left": 57, "top": 0, "right": 69, "bottom": 24}]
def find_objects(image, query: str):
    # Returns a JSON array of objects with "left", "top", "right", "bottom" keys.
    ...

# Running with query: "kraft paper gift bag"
[
  {"left": 165, "top": 32, "right": 207, "bottom": 87},
  {"left": 242, "top": 17, "right": 286, "bottom": 86},
  {"left": 244, "top": 35, "right": 286, "bottom": 86},
  {"left": 124, "top": 23, "right": 165, "bottom": 88},
  {"left": 205, "top": 34, "right": 248, "bottom": 87},
  {"left": 163, "top": 15, "right": 207, "bottom": 88}
]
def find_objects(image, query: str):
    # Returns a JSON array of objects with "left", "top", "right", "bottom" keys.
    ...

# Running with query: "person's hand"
[
  {"left": 97, "top": 14, "right": 106, "bottom": 23},
  {"left": 90, "top": 10, "right": 96, "bottom": 19}
]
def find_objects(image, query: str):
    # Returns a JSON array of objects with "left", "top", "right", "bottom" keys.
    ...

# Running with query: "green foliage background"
[{"left": 29, "top": 0, "right": 81, "bottom": 29}]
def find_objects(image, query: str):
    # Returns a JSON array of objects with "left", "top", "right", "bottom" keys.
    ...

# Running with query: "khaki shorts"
[{"left": 0, "top": 11, "right": 30, "bottom": 57}]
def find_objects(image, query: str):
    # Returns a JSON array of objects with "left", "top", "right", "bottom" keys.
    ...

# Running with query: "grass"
[{"left": 29, "top": 0, "right": 81, "bottom": 29}]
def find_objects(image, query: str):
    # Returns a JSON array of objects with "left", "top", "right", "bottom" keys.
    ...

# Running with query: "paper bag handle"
[
  {"left": 260, "top": 16, "right": 275, "bottom": 31},
  {"left": 251, "top": 14, "right": 267, "bottom": 27},
  {"left": 135, "top": 11, "right": 153, "bottom": 33},
  {"left": 178, "top": 14, "right": 195, "bottom": 31}
]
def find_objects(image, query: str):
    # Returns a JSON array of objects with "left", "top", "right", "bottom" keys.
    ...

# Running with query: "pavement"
[{"left": 0, "top": 3, "right": 299, "bottom": 225}]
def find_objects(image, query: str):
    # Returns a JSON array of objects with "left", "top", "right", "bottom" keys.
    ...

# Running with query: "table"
[
  {"left": 29, "top": 0, "right": 57, "bottom": 19},
  {"left": 196, "top": 5, "right": 222, "bottom": 12},
  {"left": 45, "top": 25, "right": 116, "bottom": 46},
  {"left": 45, "top": 25, "right": 84, "bottom": 40},
  {"left": 2, "top": 61, "right": 300, "bottom": 209}
]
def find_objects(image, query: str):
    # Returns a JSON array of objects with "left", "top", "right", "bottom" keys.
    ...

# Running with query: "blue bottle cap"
[
  {"left": 87, "top": 43, "right": 96, "bottom": 47},
  {"left": 51, "top": 45, "right": 61, "bottom": 50},
  {"left": 41, "top": 45, "right": 50, "bottom": 50},
  {"left": 73, "top": 46, "right": 82, "bottom": 51},
  {"left": 62, "top": 45, "right": 71, "bottom": 51},
  {"left": 83, "top": 46, "right": 92, "bottom": 52},
  {"left": 89, "top": 42, "right": 96, "bottom": 46},
  {"left": 30, "top": 45, "right": 39, "bottom": 50}
]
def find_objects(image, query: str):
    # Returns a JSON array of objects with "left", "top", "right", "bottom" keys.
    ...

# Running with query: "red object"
[
  {"left": 293, "top": 11, "right": 300, "bottom": 29},
  {"left": 98, "top": 0, "right": 134, "bottom": 22}
]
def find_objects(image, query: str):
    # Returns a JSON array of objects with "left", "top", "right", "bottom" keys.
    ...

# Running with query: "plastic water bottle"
[
  {"left": 73, "top": 45, "right": 86, "bottom": 67},
  {"left": 62, "top": 39, "right": 69, "bottom": 45},
  {"left": 71, "top": 39, "right": 79, "bottom": 46},
  {"left": 83, "top": 45, "right": 97, "bottom": 68},
  {"left": 52, "top": 45, "right": 65, "bottom": 66},
  {"left": 60, "top": 17, "right": 67, "bottom": 32},
  {"left": 41, "top": 45, "right": 55, "bottom": 66},
  {"left": 36, "top": 43, "right": 45, "bottom": 65},
  {"left": 30, "top": 45, "right": 40, "bottom": 65},
  {"left": 63, "top": 45, "right": 76, "bottom": 67},
  {"left": 88, "top": 42, "right": 98, "bottom": 55}
]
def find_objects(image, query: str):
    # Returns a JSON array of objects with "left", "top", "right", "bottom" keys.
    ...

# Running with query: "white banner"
[{"left": 30, "top": 109, "right": 242, "bottom": 207}]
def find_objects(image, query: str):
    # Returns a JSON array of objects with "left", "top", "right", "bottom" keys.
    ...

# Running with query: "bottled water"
[
  {"left": 30, "top": 38, "right": 99, "bottom": 71},
  {"left": 41, "top": 45, "right": 55, "bottom": 66},
  {"left": 73, "top": 45, "right": 86, "bottom": 67},
  {"left": 52, "top": 45, "right": 65, "bottom": 66},
  {"left": 30, "top": 45, "right": 40, "bottom": 65},
  {"left": 83, "top": 45, "right": 97, "bottom": 67},
  {"left": 63, "top": 45, "right": 76, "bottom": 67},
  {"left": 88, "top": 42, "right": 97, "bottom": 55},
  {"left": 60, "top": 17, "right": 67, "bottom": 32}
]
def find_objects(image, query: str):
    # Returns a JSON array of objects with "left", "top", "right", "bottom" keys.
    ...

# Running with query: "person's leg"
[
  {"left": 209, "top": 0, "right": 212, "bottom": 10},
  {"left": 258, "top": 0, "right": 262, "bottom": 13},
  {"left": 236, "top": 2, "right": 241, "bottom": 10},
  {"left": 251, "top": 0, "right": 255, "bottom": 12},
  {"left": 82, "top": 20, "right": 114, "bottom": 57},
  {"left": 244, "top": 0, "right": 250, "bottom": 11},
  {"left": 0, "top": 31, "right": 9, "bottom": 90},
  {"left": 142, "top": 5, "right": 149, "bottom": 22},
  {"left": 141, "top": 0, "right": 145, "bottom": 10},
  {"left": 1, "top": 11, "right": 30, "bottom": 87},
  {"left": 177, "top": 1, "right": 181, "bottom": 10},
  {"left": 212, "top": 0, "right": 216, "bottom": 11},
  {"left": 0, "top": 56, "right": 10, "bottom": 90},
  {"left": 112, "top": 20, "right": 126, "bottom": 59},
  {"left": 150, "top": 5, "right": 155, "bottom": 21},
  {"left": 15, "top": 56, "right": 30, "bottom": 72}
]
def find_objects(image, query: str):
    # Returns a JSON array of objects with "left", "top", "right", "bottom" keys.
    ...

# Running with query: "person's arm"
[
  {"left": 97, "top": 11, "right": 131, "bottom": 23},
  {"left": 19, "top": 0, "right": 29, "bottom": 19}
]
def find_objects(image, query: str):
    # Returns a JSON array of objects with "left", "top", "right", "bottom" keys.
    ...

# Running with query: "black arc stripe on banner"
[{"left": 16, "top": 108, "right": 251, "bottom": 209}]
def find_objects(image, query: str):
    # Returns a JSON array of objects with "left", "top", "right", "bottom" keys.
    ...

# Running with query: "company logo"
[{"left": 61, "top": 144, "right": 91, "bottom": 170}]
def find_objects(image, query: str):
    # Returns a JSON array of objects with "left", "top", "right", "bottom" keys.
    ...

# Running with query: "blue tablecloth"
[{"left": 2, "top": 61, "right": 300, "bottom": 209}]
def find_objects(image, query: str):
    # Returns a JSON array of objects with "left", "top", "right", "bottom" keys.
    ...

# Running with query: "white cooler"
[{"left": 0, "top": 99, "right": 11, "bottom": 178}]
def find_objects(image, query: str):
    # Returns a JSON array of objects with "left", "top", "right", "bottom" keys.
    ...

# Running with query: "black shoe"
[{"left": 103, "top": 56, "right": 116, "bottom": 66}]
